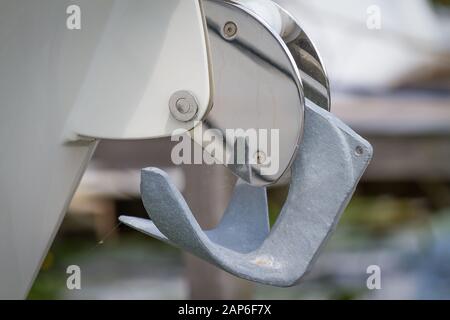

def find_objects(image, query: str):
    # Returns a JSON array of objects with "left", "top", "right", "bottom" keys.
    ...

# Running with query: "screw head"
[
  {"left": 254, "top": 151, "right": 267, "bottom": 165},
  {"left": 169, "top": 91, "right": 199, "bottom": 122},
  {"left": 223, "top": 21, "right": 238, "bottom": 40}
]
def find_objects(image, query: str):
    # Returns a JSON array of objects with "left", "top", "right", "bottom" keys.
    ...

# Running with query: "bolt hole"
[{"left": 355, "top": 146, "right": 364, "bottom": 156}]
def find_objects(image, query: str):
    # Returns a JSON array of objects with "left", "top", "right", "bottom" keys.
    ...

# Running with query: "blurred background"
[{"left": 29, "top": 0, "right": 450, "bottom": 299}]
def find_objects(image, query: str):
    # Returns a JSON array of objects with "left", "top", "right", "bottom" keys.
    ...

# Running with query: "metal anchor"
[{"left": 120, "top": 0, "right": 373, "bottom": 286}]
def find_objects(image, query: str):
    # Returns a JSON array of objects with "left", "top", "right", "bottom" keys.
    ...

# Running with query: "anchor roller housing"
[{"left": 120, "top": 0, "right": 373, "bottom": 287}]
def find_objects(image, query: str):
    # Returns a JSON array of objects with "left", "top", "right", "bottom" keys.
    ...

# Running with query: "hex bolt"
[
  {"left": 223, "top": 21, "right": 238, "bottom": 40},
  {"left": 169, "top": 91, "right": 199, "bottom": 122}
]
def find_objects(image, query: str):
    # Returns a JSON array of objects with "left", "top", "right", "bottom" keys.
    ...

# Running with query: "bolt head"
[
  {"left": 169, "top": 91, "right": 199, "bottom": 122},
  {"left": 223, "top": 21, "right": 238, "bottom": 40},
  {"left": 175, "top": 98, "right": 191, "bottom": 114},
  {"left": 254, "top": 151, "right": 267, "bottom": 165}
]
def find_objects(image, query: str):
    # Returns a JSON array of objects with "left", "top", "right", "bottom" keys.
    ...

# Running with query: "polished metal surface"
[
  {"left": 194, "top": 0, "right": 331, "bottom": 187},
  {"left": 232, "top": 0, "right": 331, "bottom": 111},
  {"left": 193, "top": 0, "right": 305, "bottom": 187}
]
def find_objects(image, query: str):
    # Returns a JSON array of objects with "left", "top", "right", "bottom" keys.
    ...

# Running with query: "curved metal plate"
[
  {"left": 193, "top": 0, "right": 305, "bottom": 187},
  {"left": 233, "top": 0, "right": 331, "bottom": 111}
]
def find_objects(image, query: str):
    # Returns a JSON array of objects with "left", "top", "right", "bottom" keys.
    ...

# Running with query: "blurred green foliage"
[{"left": 431, "top": 0, "right": 450, "bottom": 7}]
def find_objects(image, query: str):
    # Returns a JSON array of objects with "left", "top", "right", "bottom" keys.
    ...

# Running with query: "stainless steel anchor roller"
[{"left": 120, "top": 0, "right": 373, "bottom": 287}]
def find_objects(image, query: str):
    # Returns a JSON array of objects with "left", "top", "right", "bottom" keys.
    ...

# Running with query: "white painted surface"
[
  {"left": 66, "top": 0, "right": 211, "bottom": 140},
  {"left": 0, "top": 0, "right": 209, "bottom": 299}
]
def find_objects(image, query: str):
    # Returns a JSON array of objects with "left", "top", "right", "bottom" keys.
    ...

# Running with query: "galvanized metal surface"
[{"left": 120, "top": 102, "right": 373, "bottom": 286}]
